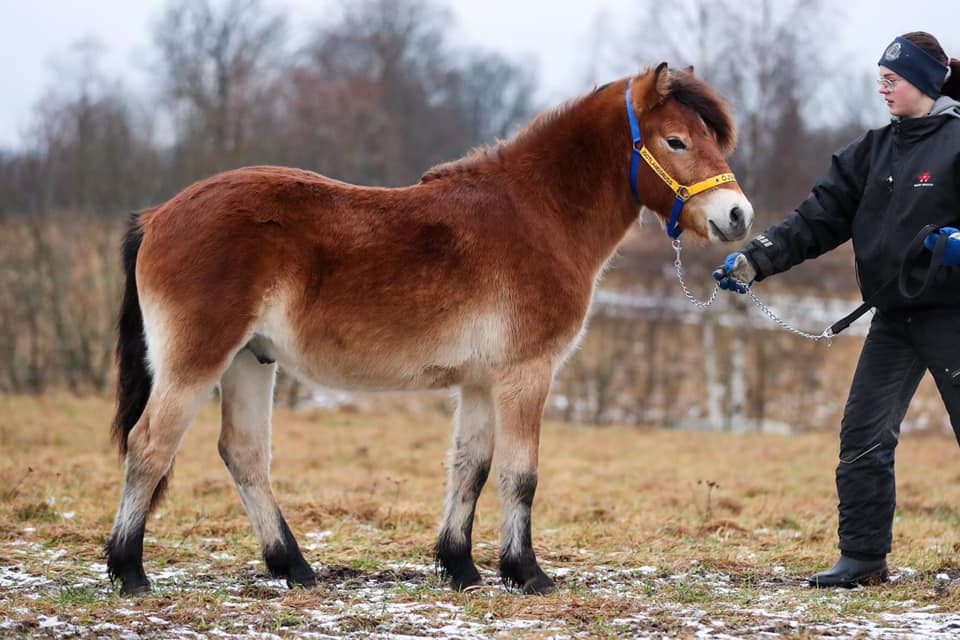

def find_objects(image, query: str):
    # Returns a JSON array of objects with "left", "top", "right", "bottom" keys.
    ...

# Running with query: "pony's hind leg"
[
  {"left": 436, "top": 384, "right": 496, "bottom": 590},
  {"left": 493, "top": 361, "right": 556, "bottom": 595},
  {"left": 219, "top": 348, "right": 316, "bottom": 588},
  {"left": 106, "top": 381, "right": 212, "bottom": 594}
]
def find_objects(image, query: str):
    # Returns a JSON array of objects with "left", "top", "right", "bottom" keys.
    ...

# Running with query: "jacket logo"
[{"left": 914, "top": 172, "right": 934, "bottom": 188}]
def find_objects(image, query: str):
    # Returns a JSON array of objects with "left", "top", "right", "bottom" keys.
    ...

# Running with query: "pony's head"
[{"left": 627, "top": 63, "right": 752, "bottom": 243}]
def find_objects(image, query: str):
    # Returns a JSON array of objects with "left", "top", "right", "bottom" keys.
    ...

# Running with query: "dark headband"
[{"left": 879, "top": 36, "right": 949, "bottom": 99}]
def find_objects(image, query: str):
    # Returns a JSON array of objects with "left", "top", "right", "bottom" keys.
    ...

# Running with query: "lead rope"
[
  {"left": 672, "top": 239, "right": 720, "bottom": 309},
  {"left": 671, "top": 239, "right": 834, "bottom": 345}
]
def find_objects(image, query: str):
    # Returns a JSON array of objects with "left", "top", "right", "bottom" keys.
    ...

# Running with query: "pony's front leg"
[
  {"left": 436, "top": 384, "right": 495, "bottom": 590},
  {"left": 493, "top": 362, "right": 556, "bottom": 595}
]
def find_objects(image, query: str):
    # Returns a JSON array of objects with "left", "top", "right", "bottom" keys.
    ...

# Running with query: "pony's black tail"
[
  {"left": 112, "top": 212, "right": 149, "bottom": 456},
  {"left": 112, "top": 212, "right": 168, "bottom": 509}
]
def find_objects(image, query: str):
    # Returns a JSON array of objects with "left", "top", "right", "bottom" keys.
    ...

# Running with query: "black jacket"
[{"left": 743, "top": 100, "right": 960, "bottom": 310}]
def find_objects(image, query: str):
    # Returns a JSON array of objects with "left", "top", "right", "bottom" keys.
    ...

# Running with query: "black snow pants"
[{"left": 836, "top": 308, "right": 960, "bottom": 557}]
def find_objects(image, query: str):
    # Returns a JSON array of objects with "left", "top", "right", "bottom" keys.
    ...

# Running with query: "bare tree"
[
  {"left": 20, "top": 38, "right": 156, "bottom": 215},
  {"left": 285, "top": 0, "right": 536, "bottom": 186},
  {"left": 152, "top": 0, "right": 287, "bottom": 179},
  {"left": 446, "top": 51, "right": 537, "bottom": 146}
]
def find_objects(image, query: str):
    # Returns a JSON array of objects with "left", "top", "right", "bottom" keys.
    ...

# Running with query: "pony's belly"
[
  {"left": 248, "top": 331, "right": 470, "bottom": 391},
  {"left": 255, "top": 295, "right": 508, "bottom": 391},
  {"left": 282, "top": 351, "right": 465, "bottom": 391}
]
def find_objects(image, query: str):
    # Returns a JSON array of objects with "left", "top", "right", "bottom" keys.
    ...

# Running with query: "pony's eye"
[{"left": 666, "top": 137, "right": 687, "bottom": 151}]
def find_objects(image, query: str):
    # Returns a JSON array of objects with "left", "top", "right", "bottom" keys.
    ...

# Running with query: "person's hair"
[{"left": 902, "top": 31, "right": 960, "bottom": 100}]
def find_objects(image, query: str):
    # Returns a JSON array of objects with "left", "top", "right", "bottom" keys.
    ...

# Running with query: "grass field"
[{"left": 2, "top": 393, "right": 960, "bottom": 638}]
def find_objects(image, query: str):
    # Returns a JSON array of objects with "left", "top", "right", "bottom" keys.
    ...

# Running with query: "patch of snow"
[
  {"left": 0, "top": 565, "right": 52, "bottom": 589},
  {"left": 305, "top": 531, "right": 333, "bottom": 539}
]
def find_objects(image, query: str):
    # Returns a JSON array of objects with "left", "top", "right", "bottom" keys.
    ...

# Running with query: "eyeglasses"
[{"left": 877, "top": 77, "right": 900, "bottom": 91}]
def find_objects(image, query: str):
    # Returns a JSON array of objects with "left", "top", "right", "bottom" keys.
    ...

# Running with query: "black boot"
[{"left": 808, "top": 555, "right": 888, "bottom": 588}]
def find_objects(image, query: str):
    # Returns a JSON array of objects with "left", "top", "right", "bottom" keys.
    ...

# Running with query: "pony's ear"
[
  {"left": 685, "top": 65, "right": 695, "bottom": 76},
  {"left": 654, "top": 62, "right": 671, "bottom": 97},
  {"left": 630, "top": 62, "right": 671, "bottom": 112}
]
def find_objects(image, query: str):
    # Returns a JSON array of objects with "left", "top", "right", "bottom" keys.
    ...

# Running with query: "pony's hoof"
[
  {"left": 500, "top": 559, "right": 556, "bottom": 595},
  {"left": 119, "top": 580, "right": 152, "bottom": 596},
  {"left": 521, "top": 573, "right": 556, "bottom": 595},
  {"left": 287, "top": 580, "right": 318, "bottom": 590},
  {"left": 286, "top": 569, "right": 318, "bottom": 590},
  {"left": 450, "top": 569, "right": 483, "bottom": 592}
]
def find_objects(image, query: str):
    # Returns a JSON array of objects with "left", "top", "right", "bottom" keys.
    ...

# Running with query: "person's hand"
[
  {"left": 712, "top": 252, "right": 756, "bottom": 293},
  {"left": 923, "top": 226, "right": 960, "bottom": 266}
]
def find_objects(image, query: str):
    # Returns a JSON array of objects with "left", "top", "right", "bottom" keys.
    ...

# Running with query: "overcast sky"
[{"left": 0, "top": 0, "right": 957, "bottom": 151}]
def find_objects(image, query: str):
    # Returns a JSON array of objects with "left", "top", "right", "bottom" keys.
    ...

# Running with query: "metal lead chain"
[
  {"left": 743, "top": 288, "right": 834, "bottom": 345},
  {"left": 672, "top": 239, "right": 720, "bottom": 309},
  {"left": 671, "top": 239, "right": 834, "bottom": 345}
]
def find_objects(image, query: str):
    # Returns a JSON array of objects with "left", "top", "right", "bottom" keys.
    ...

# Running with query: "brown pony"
[{"left": 105, "top": 63, "right": 753, "bottom": 596}]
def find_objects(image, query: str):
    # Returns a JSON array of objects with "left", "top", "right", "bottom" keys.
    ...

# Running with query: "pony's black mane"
[
  {"left": 667, "top": 71, "right": 737, "bottom": 154},
  {"left": 593, "top": 81, "right": 614, "bottom": 94}
]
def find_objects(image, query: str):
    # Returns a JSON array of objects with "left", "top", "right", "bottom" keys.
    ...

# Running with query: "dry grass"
[{"left": 2, "top": 393, "right": 960, "bottom": 637}]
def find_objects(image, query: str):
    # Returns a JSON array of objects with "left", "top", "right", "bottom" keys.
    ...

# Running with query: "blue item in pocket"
[{"left": 923, "top": 226, "right": 960, "bottom": 267}]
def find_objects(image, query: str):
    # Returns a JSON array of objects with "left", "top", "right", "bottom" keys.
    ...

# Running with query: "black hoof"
[
  {"left": 449, "top": 565, "right": 484, "bottom": 592},
  {"left": 519, "top": 571, "right": 556, "bottom": 595},
  {"left": 500, "top": 556, "right": 556, "bottom": 595},
  {"left": 435, "top": 535, "right": 483, "bottom": 592},
  {"left": 267, "top": 551, "right": 317, "bottom": 589},
  {"left": 265, "top": 515, "right": 316, "bottom": 589},
  {"left": 285, "top": 563, "right": 318, "bottom": 590},
  {"left": 119, "top": 579, "right": 152, "bottom": 596},
  {"left": 105, "top": 527, "right": 151, "bottom": 597},
  {"left": 107, "top": 556, "right": 151, "bottom": 597}
]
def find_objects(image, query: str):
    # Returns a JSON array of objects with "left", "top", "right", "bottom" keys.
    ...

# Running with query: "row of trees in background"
[
  {"left": 5, "top": 0, "right": 934, "bottom": 434},
  {"left": 0, "top": 0, "right": 882, "bottom": 222},
  {"left": 0, "top": 0, "right": 536, "bottom": 217}
]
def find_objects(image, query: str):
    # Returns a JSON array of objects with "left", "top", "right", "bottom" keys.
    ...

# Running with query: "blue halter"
[{"left": 625, "top": 86, "right": 685, "bottom": 239}]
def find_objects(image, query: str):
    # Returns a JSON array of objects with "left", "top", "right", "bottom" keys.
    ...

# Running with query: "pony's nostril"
[{"left": 730, "top": 206, "right": 742, "bottom": 225}]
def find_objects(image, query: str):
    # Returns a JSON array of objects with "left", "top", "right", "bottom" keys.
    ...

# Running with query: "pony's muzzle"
[{"left": 702, "top": 189, "right": 754, "bottom": 242}]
